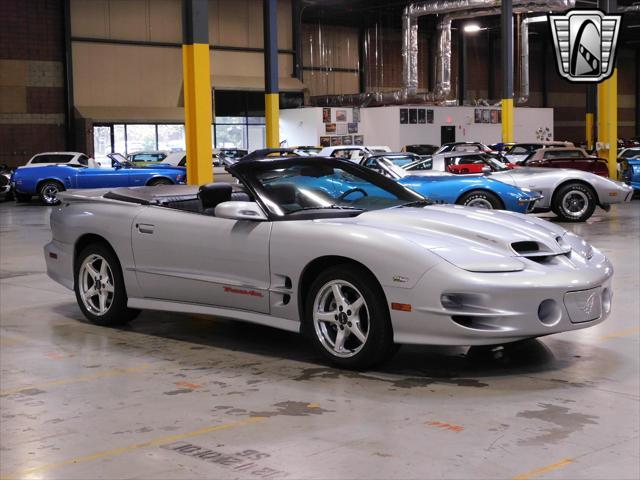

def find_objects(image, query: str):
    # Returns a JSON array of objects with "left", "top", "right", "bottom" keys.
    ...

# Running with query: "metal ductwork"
[{"left": 402, "top": 0, "right": 574, "bottom": 102}]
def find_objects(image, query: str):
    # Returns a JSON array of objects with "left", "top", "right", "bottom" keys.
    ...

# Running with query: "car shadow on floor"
[{"left": 51, "top": 303, "right": 575, "bottom": 382}]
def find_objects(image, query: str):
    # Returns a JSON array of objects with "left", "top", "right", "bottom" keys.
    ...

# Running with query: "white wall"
[{"left": 279, "top": 106, "right": 554, "bottom": 149}]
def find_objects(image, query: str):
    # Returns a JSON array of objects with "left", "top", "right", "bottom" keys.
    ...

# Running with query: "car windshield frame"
[{"left": 229, "top": 157, "right": 426, "bottom": 220}]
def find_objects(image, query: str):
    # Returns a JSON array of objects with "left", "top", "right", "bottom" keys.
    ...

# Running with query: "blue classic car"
[
  {"left": 12, "top": 158, "right": 186, "bottom": 205},
  {"left": 360, "top": 155, "right": 542, "bottom": 213},
  {"left": 625, "top": 158, "right": 640, "bottom": 192}
]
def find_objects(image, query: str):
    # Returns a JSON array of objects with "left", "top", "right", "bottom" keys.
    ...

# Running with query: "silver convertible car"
[
  {"left": 45, "top": 157, "right": 613, "bottom": 369},
  {"left": 406, "top": 152, "right": 633, "bottom": 222}
]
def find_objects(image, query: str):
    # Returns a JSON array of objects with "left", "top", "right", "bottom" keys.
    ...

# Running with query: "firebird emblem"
[
  {"left": 581, "top": 293, "right": 596, "bottom": 315},
  {"left": 549, "top": 9, "right": 622, "bottom": 83}
]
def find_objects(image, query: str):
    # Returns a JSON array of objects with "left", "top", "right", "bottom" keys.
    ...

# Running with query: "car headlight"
[{"left": 562, "top": 231, "right": 594, "bottom": 260}]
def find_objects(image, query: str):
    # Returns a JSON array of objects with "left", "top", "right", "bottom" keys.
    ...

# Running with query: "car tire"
[
  {"left": 304, "top": 264, "right": 395, "bottom": 370},
  {"left": 74, "top": 243, "right": 139, "bottom": 326},
  {"left": 38, "top": 180, "right": 64, "bottom": 205},
  {"left": 457, "top": 190, "right": 502, "bottom": 209},
  {"left": 147, "top": 177, "right": 173, "bottom": 186},
  {"left": 551, "top": 183, "right": 596, "bottom": 222},
  {"left": 15, "top": 192, "right": 32, "bottom": 203}
]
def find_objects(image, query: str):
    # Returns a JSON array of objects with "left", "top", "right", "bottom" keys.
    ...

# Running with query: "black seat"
[{"left": 198, "top": 183, "right": 232, "bottom": 215}]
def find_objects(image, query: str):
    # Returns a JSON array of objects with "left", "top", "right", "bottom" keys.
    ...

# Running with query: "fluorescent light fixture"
[
  {"left": 528, "top": 15, "right": 548, "bottom": 23},
  {"left": 463, "top": 23, "right": 482, "bottom": 33}
]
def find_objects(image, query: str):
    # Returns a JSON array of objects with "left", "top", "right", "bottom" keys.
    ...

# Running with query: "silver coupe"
[
  {"left": 406, "top": 152, "right": 633, "bottom": 222},
  {"left": 45, "top": 157, "right": 613, "bottom": 369}
]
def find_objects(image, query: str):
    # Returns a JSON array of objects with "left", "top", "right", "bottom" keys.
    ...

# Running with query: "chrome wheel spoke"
[
  {"left": 349, "top": 322, "right": 367, "bottom": 344},
  {"left": 99, "top": 259, "right": 108, "bottom": 277},
  {"left": 103, "top": 283, "right": 114, "bottom": 294},
  {"left": 98, "top": 292, "right": 107, "bottom": 312},
  {"left": 349, "top": 296, "right": 364, "bottom": 315},
  {"left": 331, "top": 284, "right": 346, "bottom": 307},
  {"left": 83, "top": 286, "right": 97, "bottom": 300},
  {"left": 334, "top": 328, "right": 347, "bottom": 352},
  {"left": 315, "top": 311, "right": 338, "bottom": 324},
  {"left": 85, "top": 264, "right": 99, "bottom": 279}
]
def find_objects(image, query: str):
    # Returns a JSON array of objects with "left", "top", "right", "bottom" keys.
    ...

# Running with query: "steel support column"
[
  {"left": 586, "top": 85, "right": 596, "bottom": 151},
  {"left": 636, "top": 48, "right": 640, "bottom": 137},
  {"left": 501, "top": 0, "right": 514, "bottom": 143},
  {"left": 358, "top": 26, "right": 367, "bottom": 94},
  {"left": 597, "top": 0, "right": 618, "bottom": 179},
  {"left": 457, "top": 29, "right": 467, "bottom": 106},
  {"left": 182, "top": 0, "right": 213, "bottom": 185},
  {"left": 264, "top": 0, "right": 280, "bottom": 148},
  {"left": 62, "top": 0, "right": 75, "bottom": 150}
]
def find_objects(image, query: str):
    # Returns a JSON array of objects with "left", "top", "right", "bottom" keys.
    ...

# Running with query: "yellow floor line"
[
  {"left": 598, "top": 327, "right": 640, "bottom": 341},
  {"left": 0, "top": 416, "right": 266, "bottom": 480},
  {"left": 512, "top": 458, "right": 573, "bottom": 480},
  {"left": 0, "top": 363, "right": 151, "bottom": 396}
]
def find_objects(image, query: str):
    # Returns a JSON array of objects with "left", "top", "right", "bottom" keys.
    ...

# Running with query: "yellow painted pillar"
[
  {"left": 597, "top": 69, "right": 618, "bottom": 179},
  {"left": 264, "top": 0, "right": 280, "bottom": 148},
  {"left": 502, "top": 98, "right": 514, "bottom": 143},
  {"left": 585, "top": 113, "right": 594, "bottom": 151},
  {"left": 182, "top": 0, "right": 213, "bottom": 185}
]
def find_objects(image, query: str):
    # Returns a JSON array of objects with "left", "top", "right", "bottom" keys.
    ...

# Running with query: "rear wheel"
[
  {"left": 552, "top": 183, "right": 596, "bottom": 222},
  {"left": 304, "top": 265, "right": 395, "bottom": 370},
  {"left": 74, "top": 243, "right": 139, "bottom": 326},
  {"left": 457, "top": 190, "right": 502, "bottom": 209},
  {"left": 38, "top": 180, "right": 64, "bottom": 205},
  {"left": 147, "top": 177, "right": 173, "bottom": 186}
]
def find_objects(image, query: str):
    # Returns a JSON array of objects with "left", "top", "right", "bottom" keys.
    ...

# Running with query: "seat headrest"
[
  {"left": 265, "top": 183, "right": 297, "bottom": 204},
  {"left": 198, "top": 183, "right": 232, "bottom": 209}
]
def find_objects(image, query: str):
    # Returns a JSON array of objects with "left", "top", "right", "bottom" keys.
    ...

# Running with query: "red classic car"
[
  {"left": 522, "top": 148, "right": 609, "bottom": 177},
  {"left": 445, "top": 153, "right": 515, "bottom": 174}
]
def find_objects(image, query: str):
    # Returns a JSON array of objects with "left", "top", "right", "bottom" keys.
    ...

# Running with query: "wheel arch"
[
  {"left": 551, "top": 179, "right": 599, "bottom": 206},
  {"left": 36, "top": 177, "right": 65, "bottom": 193},
  {"left": 145, "top": 175, "right": 175, "bottom": 186},
  {"left": 73, "top": 233, "right": 120, "bottom": 274},
  {"left": 455, "top": 188, "right": 505, "bottom": 209},
  {"left": 297, "top": 255, "right": 389, "bottom": 328}
]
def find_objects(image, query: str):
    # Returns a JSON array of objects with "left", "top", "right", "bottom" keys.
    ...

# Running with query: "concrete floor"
[{"left": 1, "top": 199, "right": 638, "bottom": 480}]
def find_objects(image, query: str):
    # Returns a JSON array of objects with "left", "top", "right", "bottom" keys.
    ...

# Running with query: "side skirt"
[{"left": 127, "top": 297, "right": 301, "bottom": 333}]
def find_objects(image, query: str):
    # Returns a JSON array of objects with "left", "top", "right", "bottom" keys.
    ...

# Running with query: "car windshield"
[
  {"left": 379, "top": 155, "right": 418, "bottom": 167},
  {"left": 247, "top": 161, "right": 426, "bottom": 216},
  {"left": 621, "top": 149, "right": 640, "bottom": 158},
  {"left": 476, "top": 154, "right": 510, "bottom": 171}
]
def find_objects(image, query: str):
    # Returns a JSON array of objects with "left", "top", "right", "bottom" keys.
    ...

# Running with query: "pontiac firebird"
[{"left": 45, "top": 157, "right": 613, "bottom": 369}]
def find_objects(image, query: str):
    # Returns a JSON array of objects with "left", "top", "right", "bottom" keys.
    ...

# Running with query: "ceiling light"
[
  {"left": 527, "top": 15, "right": 549, "bottom": 23},
  {"left": 463, "top": 23, "right": 482, "bottom": 33}
]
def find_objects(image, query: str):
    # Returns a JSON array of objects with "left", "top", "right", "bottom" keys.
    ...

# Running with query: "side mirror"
[
  {"left": 481, "top": 166, "right": 491, "bottom": 175},
  {"left": 215, "top": 201, "right": 267, "bottom": 221}
]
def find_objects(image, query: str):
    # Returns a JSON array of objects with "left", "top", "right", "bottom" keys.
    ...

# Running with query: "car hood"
[{"left": 319, "top": 204, "right": 569, "bottom": 272}]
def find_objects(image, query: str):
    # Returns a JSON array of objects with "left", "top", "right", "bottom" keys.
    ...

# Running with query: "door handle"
[{"left": 136, "top": 223, "right": 155, "bottom": 234}]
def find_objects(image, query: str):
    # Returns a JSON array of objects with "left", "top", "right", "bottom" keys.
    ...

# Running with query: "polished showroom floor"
[{"left": 1, "top": 199, "right": 638, "bottom": 480}]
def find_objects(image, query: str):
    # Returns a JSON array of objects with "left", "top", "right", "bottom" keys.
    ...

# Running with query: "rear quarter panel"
[{"left": 50, "top": 200, "right": 145, "bottom": 297}]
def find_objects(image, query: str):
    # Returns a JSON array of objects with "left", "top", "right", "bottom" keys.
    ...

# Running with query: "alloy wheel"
[{"left": 79, "top": 254, "right": 115, "bottom": 316}]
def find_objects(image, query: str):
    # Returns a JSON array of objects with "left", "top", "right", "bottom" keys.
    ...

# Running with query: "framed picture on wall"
[
  {"left": 474, "top": 109, "right": 482, "bottom": 123},
  {"left": 320, "top": 136, "right": 331, "bottom": 147},
  {"left": 409, "top": 108, "right": 418, "bottom": 124},
  {"left": 348, "top": 122, "right": 358, "bottom": 134},
  {"left": 353, "top": 107, "right": 360, "bottom": 123},
  {"left": 490, "top": 110, "right": 499, "bottom": 124},
  {"left": 497, "top": 110, "right": 502, "bottom": 123},
  {"left": 427, "top": 109, "right": 434, "bottom": 124},
  {"left": 482, "top": 110, "right": 491, "bottom": 123},
  {"left": 336, "top": 123, "right": 347, "bottom": 135},
  {"left": 342, "top": 135, "right": 353, "bottom": 145},
  {"left": 400, "top": 108, "right": 408, "bottom": 124},
  {"left": 325, "top": 123, "right": 336, "bottom": 134},
  {"left": 417, "top": 109, "right": 426, "bottom": 124},
  {"left": 354, "top": 135, "right": 364, "bottom": 145},
  {"left": 330, "top": 136, "right": 342, "bottom": 146},
  {"left": 336, "top": 109, "right": 347, "bottom": 122},
  {"left": 322, "top": 108, "right": 331, "bottom": 123}
]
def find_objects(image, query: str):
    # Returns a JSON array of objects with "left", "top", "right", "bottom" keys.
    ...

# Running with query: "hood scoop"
[{"left": 511, "top": 237, "right": 571, "bottom": 264}]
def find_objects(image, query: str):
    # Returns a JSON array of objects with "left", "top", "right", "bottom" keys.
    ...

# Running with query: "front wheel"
[
  {"left": 147, "top": 177, "right": 173, "bottom": 186},
  {"left": 304, "top": 265, "right": 395, "bottom": 370},
  {"left": 38, "top": 180, "right": 64, "bottom": 205},
  {"left": 457, "top": 190, "right": 502, "bottom": 209},
  {"left": 74, "top": 244, "right": 139, "bottom": 326},
  {"left": 552, "top": 183, "right": 596, "bottom": 222}
]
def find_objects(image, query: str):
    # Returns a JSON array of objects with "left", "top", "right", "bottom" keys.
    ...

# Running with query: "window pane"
[
  {"left": 158, "top": 124, "right": 185, "bottom": 151},
  {"left": 248, "top": 125, "right": 265, "bottom": 151},
  {"left": 126, "top": 124, "right": 156, "bottom": 152},
  {"left": 247, "top": 116, "right": 265, "bottom": 125},
  {"left": 114, "top": 125, "right": 126, "bottom": 154},
  {"left": 215, "top": 124, "right": 246, "bottom": 149},
  {"left": 216, "top": 116, "right": 244, "bottom": 124},
  {"left": 93, "top": 126, "right": 112, "bottom": 156}
]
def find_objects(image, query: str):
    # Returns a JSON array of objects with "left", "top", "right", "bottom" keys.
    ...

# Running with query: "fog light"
[
  {"left": 538, "top": 299, "right": 562, "bottom": 326},
  {"left": 601, "top": 288, "right": 612, "bottom": 314}
]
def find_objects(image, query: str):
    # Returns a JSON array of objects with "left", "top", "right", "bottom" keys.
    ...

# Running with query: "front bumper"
[
  {"left": 386, "top": 249, "right": 613, "bottom": 346},
  {"left": 601, "top": 181, "right": 634, "bottom": 205}
]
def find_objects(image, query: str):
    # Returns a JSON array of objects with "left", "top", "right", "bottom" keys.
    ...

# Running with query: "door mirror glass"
[{"left": 214, "top": 201, "right": 267, "bottom": 221}]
